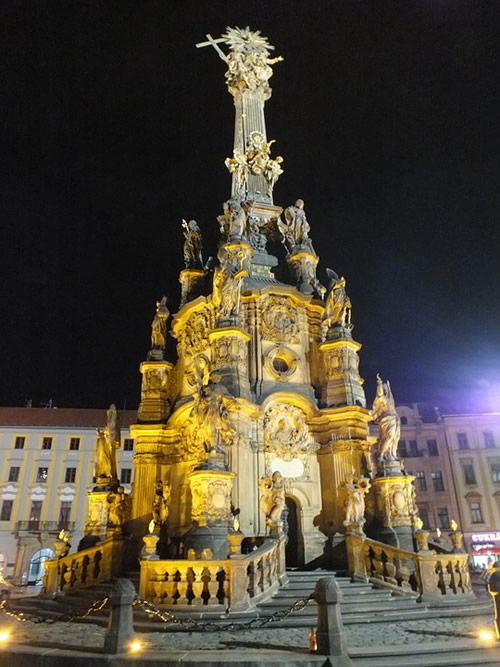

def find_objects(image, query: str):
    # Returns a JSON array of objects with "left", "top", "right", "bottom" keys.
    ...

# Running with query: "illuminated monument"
[
  {"left": 41, "top": 27, "right": 472, "bottom": 609},
  {"left": 130, "top": 26, "right": 419, "bottom": 562}
]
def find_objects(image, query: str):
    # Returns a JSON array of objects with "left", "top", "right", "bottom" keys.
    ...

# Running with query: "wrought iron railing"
[{"left": 16, "top": 520, "right": 75, "bottom": 532}]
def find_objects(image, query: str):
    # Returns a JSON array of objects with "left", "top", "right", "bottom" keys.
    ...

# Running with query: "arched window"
[
  {"left": 28, "top": 548, "right": 55, "bottom": 585},
  {"left": 400, "top": 416, "right": 408, "bottom": 425}
]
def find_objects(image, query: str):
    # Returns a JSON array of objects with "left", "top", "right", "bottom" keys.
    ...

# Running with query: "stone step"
[
  {"left": 259, "top": 598, "right": 419, "bottom": 613},
  {"left": 273, "top": 591, "right": 393, "bottom": 603},
  {"left": 349, "top": 639, "right": 500, "bottom": 666}
]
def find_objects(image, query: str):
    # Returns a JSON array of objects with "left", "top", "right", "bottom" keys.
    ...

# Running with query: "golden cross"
[{"left": 195, "top": 34, "right": 228, "bottom": 61}]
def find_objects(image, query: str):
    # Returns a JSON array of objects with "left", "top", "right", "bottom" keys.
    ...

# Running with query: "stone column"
[
  {"left": 103, "top": 579, "right": 136, "bottom": 654},
  {"left": 314, "top": 577, "right": 352, "bottom": 664}
]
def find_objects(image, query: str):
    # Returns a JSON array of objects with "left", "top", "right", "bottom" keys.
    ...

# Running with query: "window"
[
  {"left": 8, "top": 467, "right": 20, "bottom": 482},
  {"left": 0, "top": 501, "right": 13, "bottom": 521},
  {"left": 458, "top": 432, "right": 469, "bottom": 450},
  {"left": 28, "top": 500, "right": 42, "bottom": 529},
  {"left": 416, "top": 471, "right": 427, "bottom": 492},
  {"left": 41, "top": 437, "right": 53, "bottom": 450},
  {"left": 400, "top": 416, "right": 408, "bottom": 425},
  {"left": 463, "top": 464, "right": 476, "bottom": 485},
  {"left": 484, "top": 432, "right": 495, "bottom": 449},
  {"left": 491, "top": 464, "right": 500, "bottom": 483},
  {"left": 419, "top": 508, "right": 430, "bottom": 529},
  {"left": 65, "top": 468, "right": 76, "bottom": 483},
  {"left": 431, "top": 471, "right": 444, "bottom": 492},
  {"left": 470, "top": 501, "right": 483, "bottom": 523},
  {"left": 123, "top": 438, "right": 134, "bottom": 451},
  {"left": 14, "top": 436, "right": 25, "bottom": 449},
  {"left": 398, "top": 440, "right": 408, "bottom": 458},
  {"left": 120, "top": 468, "right": 132, "bottom": 484},
  {"left": 58, "top": 501, "right": 72, "bottom": 529},
  {"left": 437, "top": 507, "right": 450, "bottom": 529},
  {"left": 69, "top": 438, "right": 80, "bottom": 450},
  {"left": 427, "top": 439, "right": 439, "bottom": 456},
  {"left": 409, "top": 440, "right": 419, "bottom": 457},
  {"left": 36, "top": 467, "right": 48, "bottom": 482}
]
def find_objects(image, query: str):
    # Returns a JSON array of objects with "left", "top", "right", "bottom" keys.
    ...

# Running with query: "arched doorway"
[
  {"left": 283, "top": 496, "right": 303, "bottom": 567},
  {"left": 28, "top": 548, "right": 55, "bottom": 585}
]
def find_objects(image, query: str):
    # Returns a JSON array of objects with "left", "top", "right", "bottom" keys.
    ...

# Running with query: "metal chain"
[
  {"left": 133, "top": 593, "right": 314, "bottom": 632},
  {"left": 0, "top": 596, "right": 109, "bottom": 624}
]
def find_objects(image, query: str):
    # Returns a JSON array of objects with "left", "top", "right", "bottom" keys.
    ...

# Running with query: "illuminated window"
[
  {"left": 416, "top": 471, "right": 427, "bottom": 492},
  {"left": 14, "top": 436, "right": 25, "bottom": 449},
  {"left": 457, "top": 433, "right": 469, "bottom": 450},
  {"left": 58, "top": 502, "right": 72, "bottom": 529},
  {"left": 463, "top": 464, "right": 476, "bottom": 485},
  {"left": 69, "top": 438, "right": 80, "bottom": 450},
  {"left": 409, "top": 440, "right": 419, "bottom": 457},
  {"left": 427, "top": 439, "right": 439, "bottom": 456},
  {"left": 484, "top": 432, "right": 495, "bottom": 449},
  {"left": 470, "top": 501, "right": 483, "bottom": 523},
  {"left": 36, "top": 467, "right": 48, "bottom": 482},
  {"left": 28, "top": 501, "right": 42, "bottom": 528},
  {"left": 65, "top": 468, "right": 76, "bottom": 483},
  {"left": 431, "top": 471, "right": 444, "bottom": 492},
  {"left": 120, "top": 468, "right": 132, "bottom": 484},
  {"left": 398, "top": 440, "right": 408, "bottom": 458},
  {"left": 41, "top": 437, "right": 52, "bottom": 450},
  {"left": 437, "top": 507, "right": 450, "bottom": 529},
  {"left": 491, "top": 464, "right": 500, "bottom": 483},
  {"left": 0, "top": 501, "right": 13, "bottom": 521},
  {"left": 8, "top": 467, "right": 20, "bottom": 482},
  {"left": 123, "top": 439, "right": 134, "bottom": 451}
]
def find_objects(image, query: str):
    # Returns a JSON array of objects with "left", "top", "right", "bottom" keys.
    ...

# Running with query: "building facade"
[{"left": 0, "top": 407, "right": 136, "bottom": 583}]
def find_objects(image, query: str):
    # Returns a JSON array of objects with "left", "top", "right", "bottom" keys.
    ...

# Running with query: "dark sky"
[{"left": 1, "top": 1, "right": 499, "bottom": 412}]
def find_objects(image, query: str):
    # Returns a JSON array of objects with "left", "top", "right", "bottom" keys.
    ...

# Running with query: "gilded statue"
[
  {"left": 279, "top": 199, "right": 315, "bottom": 255},
  {"left": 259, "top": 471, "right": 285, "bottom": 531},
  {"left": 182, "top": 219, "right": 203, "bottom": 269},
  {"left": 152, "top": 479, "right": 171, "bottom": 526},
  {"left": 149, "top": 296, "right": 169, "bottom": 356},
  {"left": 343, "top": 474, "right": 371, "bottom": 529},
  {"left": 94, "top": 404, "right": 121, "bottom": 483},
  {"left": 107, "top": 485, "right": 127, "bottom": 526},
  {"left": 212, "top": 245, "right": 249, "bottom": 320},
  {"left": 323, "top": 268, "right": 352, "bottom": 331},
  {"left": 225, "top": 132, "right": 283, "bottom": 200},
  {"left": 372, "top": 374, "right": 401, "bottom": 461}
]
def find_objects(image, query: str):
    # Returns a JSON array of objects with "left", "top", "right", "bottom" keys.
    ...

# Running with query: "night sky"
[{"left": 1, "top": 1, "right": 499, "bottom": 412}]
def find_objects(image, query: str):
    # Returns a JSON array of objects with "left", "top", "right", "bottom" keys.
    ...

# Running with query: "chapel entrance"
[
  {"left": 284, "top": 496, "right": 303, "bottom": 567},
  {"left": 27, "top": 548, "right": 55, "bottom": 585}
]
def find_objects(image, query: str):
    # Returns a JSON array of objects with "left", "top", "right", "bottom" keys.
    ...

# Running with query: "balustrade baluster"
[
  {"left": 207, "top": 566, "right": 220, "bottom": 605},
  {"left": 384, "top": 551, "right": 398, "bottom": 586},
  {"left": 176, "top": 567, "right": 189, "bottom": 605},
  {"left": 372, "top": 547, "right": 385, "bottom": 581},
  {"left": 191, "top": 567, "right": 204, "bottom": 606}
]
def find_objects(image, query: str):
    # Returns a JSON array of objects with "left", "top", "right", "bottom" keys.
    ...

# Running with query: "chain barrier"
[
  {"left": 133, "top": 593, "right": 314, "bottom": 632},
  {"left": 0, "top": 596, "right": 109, "bottom": 624}
]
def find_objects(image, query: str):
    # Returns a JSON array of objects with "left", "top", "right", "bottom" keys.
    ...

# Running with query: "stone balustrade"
[
  {"left": 139, "top": 535, "right": 287, "bottom": 611},
  {"left": 345, "top": 533, "right": 473, "bottom": 602},
  {"left": 42, "top": 535, "right": 124, "bottom": 596}
]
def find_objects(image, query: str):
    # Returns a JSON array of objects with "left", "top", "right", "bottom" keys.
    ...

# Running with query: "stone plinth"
[
  {"left": 286, "top": 249, "right": 319, "bottom": 294},
  {"left": 85, "top": 489, "right": 113, "bottom": 538},
  {"left": 137, "top": 360, "right": 172, "bottom": 423},
  {"left": 319, "top": 337, "right": 366, "bottom": 408},
  {"left": 208, "top": 327, "right": 251, "bottom": 399},
  {"left": 179, "top": 268, "right": 205, "bottom": 307},
  {"left": 369, "top": 472, "right": 417, "bottom": 552}
]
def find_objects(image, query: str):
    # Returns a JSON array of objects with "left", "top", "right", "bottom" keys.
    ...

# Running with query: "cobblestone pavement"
[{"left": 2, "top": 614, "right": 495, "bottom": 652}]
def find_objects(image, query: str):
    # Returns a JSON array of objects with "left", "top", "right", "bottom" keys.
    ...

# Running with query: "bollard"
[
  {"left": 487, "top": 569, "right": 500, "bottom": 640},
  {"left": 103, "top": 578, "right": 136, "bottom": 654},
  {"left": 314, "top": 576, "right": 352, "bottom": 665}
]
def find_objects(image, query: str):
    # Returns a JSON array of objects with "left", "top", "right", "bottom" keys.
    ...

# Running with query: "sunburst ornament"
[{"left": 222, "top": 26, "right": 275, "bottom": 55}]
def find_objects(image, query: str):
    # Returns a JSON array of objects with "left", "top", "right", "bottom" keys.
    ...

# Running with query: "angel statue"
[
  {"left": 278, "top": 199, "right": 315, "bottom": 255},
  {"left": 372, "top": 374, "right": 401, "bottom": 461},
  {"left": 95, "top": 404, "right": 121, "bottom": 484},
  {"left": 148, "top": 296, "right": 169, "bottom": 359},
  {"left": 343, "top": 474, "right": 371, "bottom": 531},
  {"left": 152, "top": 479, "right": 171, "bottom": 526},
  {"left": 323, "top": 268, "right": 352, "bottom": 333},
  {"left": 259, "top": 471, "right": 285, "bottom": 533},
  {"left": 182, "top": 219, "right": 203, "bottom": 269},
  {"left": 212, "top": 246, "right": 249, "bottom": 321}
]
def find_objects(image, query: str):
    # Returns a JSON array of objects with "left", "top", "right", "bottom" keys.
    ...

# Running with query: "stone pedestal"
[
  {"left": 142, "top": 533, "right": 160, "bottom": 560},
  {"left": 370, "top": 468, "right": 417, "bottom": 552},
  {"left": 85, "top": 488, "right": 114, "bottom": 538},
  {"left": 179, "top": 268, "right": 205, "bottom": 306},
  {"left": 286, "top": 249, "right": 319, "bottom": 295},
  {"left": 184, "top": 456, "right": 236, "bottom": 560},
  {"left": 208, "top": 327, "right": 251, "bottom": 399},
  {"left": 319, "top": 337, "right": 366, "bottom": 408},
  {"left": 137, "top": 360, "right": 172, "bottom": 423}
]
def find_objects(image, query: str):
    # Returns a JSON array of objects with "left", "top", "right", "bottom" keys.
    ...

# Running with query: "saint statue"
[
  {"left": 107, "top": 486, "right": 127, "bottom": 526},
  {"left": 149, "top": 296, "right": 169, "bottom": 355},
  {"left": 212, "top": 245, "right": 249, "bottom": 320},
  {"left": 343, "top": 474, "right": 371, "bottom": 530},
  {"left": 182, "top": 219, "right": 203, "bottom": 269},
  {"left": 94, "top": 404, "right": 121, "bottom": 484},
  {"left": 279, "top": 199, "right": 315, "bottom": 255},
  {"left": 152, "top": 479, "right": 171, "bottom": 526},
  {"left": 372, "top": 374, "right": 401, "bottom": 461},
  {"left": 259, "top": 471, "right": 286, "bottom": 532},
  {"left": 323, "top": 268, "right": 352, "bottom": 331}
]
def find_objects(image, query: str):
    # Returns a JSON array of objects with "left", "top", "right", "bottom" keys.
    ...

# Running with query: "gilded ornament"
[
  {"left": 94, "top": 404, "right": 121, "bottom": 484},
  {"left": 263, "top": 403, "right": 309, "bottom": 461},
  {"left": 323, "top": 268, "right": 352, "bottom": 333},
  {"left": 259, "top": 471, "right": 285, "bottom": 532},
  {"left": 261, "top": 297, "right": 298, "bottom": 342}
]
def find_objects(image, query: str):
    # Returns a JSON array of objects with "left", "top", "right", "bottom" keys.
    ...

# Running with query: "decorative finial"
[{"left": 451, "top": 519, "right": 458, "bottom": 531}]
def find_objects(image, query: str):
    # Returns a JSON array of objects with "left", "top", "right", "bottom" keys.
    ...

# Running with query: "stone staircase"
[{"left": 7, "top": 569, "right": 498, "bottom": 665}]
